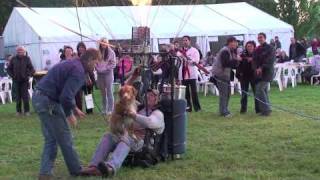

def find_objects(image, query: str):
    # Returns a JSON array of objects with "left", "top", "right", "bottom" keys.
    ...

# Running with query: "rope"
[
  {"left": 65, "top": 7, "right": 95, "bottom": 36},
  {"left": 148, "top": 2, "right": 161, "bottom": 27},
  {"left": 162, "top": 5, "right": 203, "bottom": 32},
  {"left": 120, "top": 0, "right": 138, "bottom": 26},
  {"left": 83, "top": 0, "right": 116, "bottom": 39},
  {"left": 93, "top": 0, "right": 116, "bottom": 39},
  {"left": 204, "top": 5, "right": 250, "bottom": 31},
  {"left": 75, "top": 0, "right": 83, "bottom": 41},
  {"left": 174, "top": 0, "right": 195, "bottom": 38},
  {"left": 175, "top": 0, "right": 199, "bottom": 38},
  {"left": 16, "top": 0, "right": 115, "bottom": 47}
]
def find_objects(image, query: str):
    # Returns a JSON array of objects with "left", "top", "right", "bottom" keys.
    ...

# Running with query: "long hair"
[
  {"left": 77, "top": 42, "right": 86, "bottom": 57},
  {"left": 241, "top": 41, "right": 256, "bottom": 56},
  {"left": 98, "top": 38, "right": 109, "bottom": 61},
  {"left": 80, "top": 48, "right": 101, "bottom": 72}
]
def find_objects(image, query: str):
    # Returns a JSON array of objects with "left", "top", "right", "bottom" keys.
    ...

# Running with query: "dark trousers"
[
  {"left": 75, "top": 90, "right": 83, "bottom": 111},
  {"left": 151, "top": 74, "right": 161, "bottom": 90},
  {"left": 216, "top": 79, "right": 231, "bottom": 116},
  {"left": 182, "top": 79, "right": 201, "bottom": 112},
  {"left": 15, "top": 80, "right": 30, "bottom": 113},
  {"left": 83, "top": 85, "right": 94, "bottom": 114},
  {"left": 240, "top": 79, "right": 260, "bottom": 113},
  {"left": 255, "top": 81, "right": 271, "bottom": 114}
]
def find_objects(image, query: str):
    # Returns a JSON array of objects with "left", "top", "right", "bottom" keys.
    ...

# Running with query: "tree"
[
  {"left": 275, "top": 0, "right": 320, "bottom": 38},
  {"left": 0, "top": 0, "right": 16, "bottom": 34}
]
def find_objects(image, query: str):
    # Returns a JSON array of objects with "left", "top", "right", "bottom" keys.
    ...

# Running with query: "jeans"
[
  {"left": 182, "top": 79, "right": 201, "bottom": 111},
  {"left": 90, "top": 133, "right": 143, "bottom": 173},
  {"left": 255, "top": 81, "right": 271, "bottom": 113},
  {"left": 32, "top": 92, "right": 81, "bottom": 176},
  {"left": 97, "top": 73, "right": 114, "bottom": 114},
  {"left": 216, "top": 79, "right": 231, "bottom": 116},
  {"left": 15, "top": 80, "right": 30, "bottom": 113},
  {"left": 240, "top": 79, "right": 260, "bottom": 113}
]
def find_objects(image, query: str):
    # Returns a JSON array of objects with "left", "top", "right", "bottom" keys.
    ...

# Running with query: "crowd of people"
[{"left": 2, "top": 34, "right": 320, "bottom": 180}]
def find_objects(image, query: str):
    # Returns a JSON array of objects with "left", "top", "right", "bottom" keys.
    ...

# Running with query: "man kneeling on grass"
[
  {"left": 80, "top": 68, "right": 165, "bottom": 178},
  {"left": 32, "top": 49, "right": 101, "bottom": 180}
]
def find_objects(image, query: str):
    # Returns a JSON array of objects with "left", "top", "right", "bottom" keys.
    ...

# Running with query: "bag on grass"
[{"left": 85, "top": 94, "right": 94, "bottom": 109}]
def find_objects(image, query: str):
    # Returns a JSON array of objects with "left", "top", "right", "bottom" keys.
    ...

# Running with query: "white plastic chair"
[
  {"left": 2, "top": 78, "right": 13, "bottom": 103},
  {"left": 283, "top": 64, "right": 298, "bottom": 88},
  {"left": 230, "top": 70, "right": 241, "bottom": 95},
  {"left": 197, "top": 71, "right": 206, "bottom": 92},
  {"left": 28, "top": 77, "right": 33, "bottom": 99},
  {"left": 311, "top": 73, "right": 320, "bottom": 85},
  {"left": 204, "top": 81, "right": 219, "bottom": 96},
  {"left": 273, "top": 64, "right": 284, "bottom": 91},
  {"left": 0, "top": 80, "right": 6, "bottom": 104}
]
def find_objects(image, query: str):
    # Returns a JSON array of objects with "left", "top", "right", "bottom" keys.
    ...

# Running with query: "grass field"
[{"left": 0, "top": 84, "right": 320, "bottom": 180}]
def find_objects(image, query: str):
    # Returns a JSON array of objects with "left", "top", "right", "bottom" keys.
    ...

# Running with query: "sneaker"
[
  {"left": 79, "top": 166, "right": 102, "bottom": 176},
  {"left": 186, "top": 107, "right": 192, "bottom": 112},
  {"left": 106, "top": 111, "right": 112, "bottom": 116},
  {"left": 38, "top": 174, "right": 53, "bottom": 180},
  {"left": 97, "top": 162, "right": 113, "bottom": 178},
  {"left": 260, "top": 111, "right": 271, "bottom": 117},
  {"left": 240, "top": 109, "right": 247, "bottom": 114},
  {"left": 223, "top": 113, "right": 232, "bottom": 118},
  {"left": 25, "top": 112, "right": 31, "bottom": 116},
  {"left": 16, "top": 112, "right": 22, "bottom": 116}
]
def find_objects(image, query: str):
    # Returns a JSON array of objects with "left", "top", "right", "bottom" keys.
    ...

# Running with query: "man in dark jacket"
[
  {"left": 7, "top": 46, "right": 35, "bottom": 116},
  {"left": 275, "top": 36, "right": 281, "bottom": 50},
  {"left": 253, "top": 33, "right": 275, "bottom": 116},
  {"left": 32, "top": 48, "right": 100, "bottom": 179},
  {"left": 289, "top": 37, "right": 306, "bottom": 62},
  {"left": 212, "top": 37, "right": 241, "bottom": 117}
]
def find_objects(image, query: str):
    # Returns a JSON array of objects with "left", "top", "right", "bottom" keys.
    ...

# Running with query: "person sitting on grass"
[{"left": 80, "top": 67, "right": 165, "bottom": 178}]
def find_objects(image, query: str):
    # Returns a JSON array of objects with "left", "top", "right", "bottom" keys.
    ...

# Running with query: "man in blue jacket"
[{"left": 32, "top": 48, "right": 101, "bottom": 180}]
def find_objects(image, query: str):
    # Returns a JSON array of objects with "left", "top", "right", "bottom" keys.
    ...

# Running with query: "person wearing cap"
[
  {"left": 211, "top": 37, "right": 242, "bottom": 117},
  {"left": 81, "top": 74, "right": 164, "bottom": 177},
  {"left": 7, "top": 45, "right": 35, "bottom": 116}
]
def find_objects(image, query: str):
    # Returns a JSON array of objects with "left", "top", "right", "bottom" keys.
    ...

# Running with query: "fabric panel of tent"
[{"left": 3, "top": 2, "right": 294, "bottom": 70}]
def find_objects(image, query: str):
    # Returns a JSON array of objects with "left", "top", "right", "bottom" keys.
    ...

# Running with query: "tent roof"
[{"left": 9, "top": 2, "right": 293, "bottom": 42}]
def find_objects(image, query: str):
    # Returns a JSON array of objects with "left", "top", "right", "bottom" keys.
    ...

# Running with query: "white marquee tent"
[{"left": 3, "top": 2, "right": 294, "bottom": 70}]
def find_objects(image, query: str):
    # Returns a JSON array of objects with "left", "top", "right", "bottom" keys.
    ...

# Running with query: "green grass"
[{"left": 1, "top": 84, "right": 320, "bottom": 180}]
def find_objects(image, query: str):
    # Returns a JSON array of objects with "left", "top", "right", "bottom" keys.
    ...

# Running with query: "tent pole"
[{"left": 75, "top": 0, "right": 83, "bottom": 41}]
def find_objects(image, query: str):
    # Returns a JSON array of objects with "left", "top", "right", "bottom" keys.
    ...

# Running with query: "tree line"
[{"left": 0, "top": 0, "right": 319, "bottom": 38}]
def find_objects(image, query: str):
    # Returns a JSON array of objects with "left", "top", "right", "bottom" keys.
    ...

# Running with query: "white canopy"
[{"left": 3, "top": 2, "right": 294, "bottom": 70}]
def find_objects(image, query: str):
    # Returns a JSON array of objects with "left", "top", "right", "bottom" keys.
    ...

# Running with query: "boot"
[{"left": 38, "top": 175, "right": 52, "bottom": 180}]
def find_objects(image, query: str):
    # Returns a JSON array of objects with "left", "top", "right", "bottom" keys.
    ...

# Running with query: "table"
[{"left": 33, "top": 71, "right": 48, "bottom": 81}]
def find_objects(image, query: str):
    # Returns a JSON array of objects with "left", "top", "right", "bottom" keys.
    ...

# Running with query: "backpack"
[
  {"left": 123, "top": 128, "right": 167, "bottom": 168},
  {"left": 123, "top": 105, "right": 168, "bottom": 168}
]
